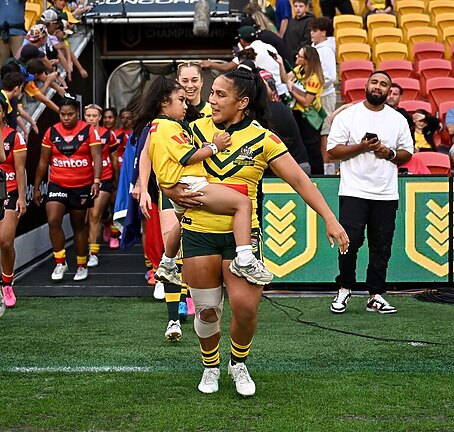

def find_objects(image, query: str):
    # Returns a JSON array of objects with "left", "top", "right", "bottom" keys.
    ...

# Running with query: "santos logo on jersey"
[{"left": 52, "top": 158, "right": 89, "bottom": 168}]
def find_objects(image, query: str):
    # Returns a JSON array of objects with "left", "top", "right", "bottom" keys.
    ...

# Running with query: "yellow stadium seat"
[
  {"left": 333, "top": 14, "right": 363, "bottom": 37},
  {"left": 369, "top": 27, "right": 403, "bottom": 48},
  {"left": 350, "top": 0, "right": 365, "bottom": 16},
  {"left": 400, "top": 13, "right": 431, "bottom": 39},
  {"left": 434, "top": 13, "right": 454, "bottom": 41},
  {"left": 336, "top": 28, "right": 368, "bottom": 46},
  {"left": 338, "top": 43, "right": 371, "bottom": 62},
  {"left": 396, "top": 0, "right": 426, "bottom": 25},
  {"left": 366, "top": 14, "right": 397, "bottom": 32},
  {"left": 406, "top": 27, "right": 439, "bottom": 60},
  {"left": 373, "top": 42, "right": 408, "bottom": 63},
  {"left": 24, "top": 2, "right": 42, "bottom": 31},
  {"left": 442, "top": 26, "right": 454, "bottom": 58},
  {"left": 428, "top": 0, "right": 454, "bottom": 25}
]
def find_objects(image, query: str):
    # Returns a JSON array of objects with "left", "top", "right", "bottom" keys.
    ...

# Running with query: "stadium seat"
[
  {"left": 336, "top": 28, "right": 368, "bottom": 46},
  {"left": 412, "top": 42, "right": 445, "bottom": 70},
  {"left": 366, "top": 14, "right": 397, "bottom": 32},
  {"left": 378, "top": 60, "right": 414, "bottom": 79},
  {"left": 434, "top": 13, "right": 454, "bottom": 41},
  {"left": 373, "top": 42, "right": 408, "bottom": 63},
  {"left": 391, "top": 77, "right": 421, "bottom": 101},
  {"left": 406, "top": 27, "right": 439, "bottom": 60},
  {"left": 442, "top": 27, "right": 454, "bottom": 58},
  {"left": 426, "top": 77, "right": 454, "bottom": 113},
  {"left": 417, "top": 59, "right": 452, "bottom": 97},
  {"left": 396, "top": 0, "right": 426, "bottom": 25},
  {"left": 333, "top": 15, "right": 363, "bottom": 36},
  {"left": 343, "top": 78, "right": 367, "bottom": 103},
  {"left": 400, "top": 13, "right": 431, "bottom": 38},
  {"left": 438, "top": 101, "right": 454, "bottom": 125},
  {"left": 428, "top": 0, "right": 454, "bottom": 25},
  {"left": 24, "top": 2, "right": 42, "bottom": 31},
  {"left": 350, "top": 0, "right": 365, "bottom": 16},
  {"left": 338, "top": 43, "right": 371, "bottom": 62},
  {"left": 398, "top": 100, "right": 433, "bottom": 116},
  {"left": 369, "top": 27, "right": 403, "bottom": 49},
  {"left": 339, "top": 60, "right": 374, "bottom": 98},
  {"left": 412, "top": 152, "right": 451, "bottom": 176}
]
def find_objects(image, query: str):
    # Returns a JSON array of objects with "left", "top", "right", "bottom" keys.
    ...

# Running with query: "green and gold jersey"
[
  {"left": 148, "top": 115, "right": 207, "bottom": 188},
  {"left": 292, "top": 66, "right": 323, "bottom": 113},
  {"left": 194, "top": 101, "right": 212, "bottom": 118},
  {"left": 182, "top": 115, "right": 288, "bottom": 234}
]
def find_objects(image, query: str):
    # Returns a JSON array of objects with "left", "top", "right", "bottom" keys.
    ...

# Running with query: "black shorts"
[
  {"left": 159, "top": 190, "right": 174, "bottom": 211},
  {"left": 182, "top": 228, "right": 263, "bottom": 260},
  {"left": 46, "top": 182, "right": 93, "bottom": 210},
  {"left": 100, "top": 179, "right": 114, "bottom": 193},
  {"left": 4, "top": 189, "right": 18, "bottom": 211}
]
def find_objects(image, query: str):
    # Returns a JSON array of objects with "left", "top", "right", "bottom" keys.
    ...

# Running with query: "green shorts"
[
  {"left": 159, "top": 191, "right": 174, "bottom": 211},
  {"left": 182, "top": 228, "right": 263, "bottom": 260}
]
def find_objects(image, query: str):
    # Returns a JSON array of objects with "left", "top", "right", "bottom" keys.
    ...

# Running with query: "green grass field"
[{"left": 1, "top": 295, "right": 453, "bottom": 431}]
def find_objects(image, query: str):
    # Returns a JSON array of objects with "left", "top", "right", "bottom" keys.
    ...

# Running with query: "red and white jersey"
[
  {"left": 114, "top": 128, "right": 131, "bottom": 168},
  {"left": 97, "top": 126, "right": 117, "bottom": 181},
  {"left": 1, "top": 125, "right": 27, "bottom": 192},
  {"left": 42, "top": 120, "right": 101, "bottom": 188}
]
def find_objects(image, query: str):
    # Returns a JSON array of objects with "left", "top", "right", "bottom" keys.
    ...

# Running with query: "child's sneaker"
[
  {"left": 0, "top": 290, "right": 5, "bottom": 317},
  {"left": 178, "top": 301, "right": 188, "bottom": 321},
  {"left": 109, "top": 237, "right": 120, "bottom": 249},
  {"left": 229, "top": 257, "right": 273, "bottom": 286},
  {"left": 87, "top": 254, "right": 99, "bottom": 268},
  {"left": 51, "top": 262, "right": 68, "bottom": 281},
  {"left": 186, "top": 297, "right": 195, "bottom": 316},
  {"left": 165, "top": 319, "right": 182, "bottom": 342},
  {"left": 155, "top": 262, "right": 181, "bottom": 285},
  {"left": 2, "top": 285, "right": 16, "bottom": 308}
]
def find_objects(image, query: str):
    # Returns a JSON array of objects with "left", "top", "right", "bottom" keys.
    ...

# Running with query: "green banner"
[{"left": 262, "top": 177, "right": 451, "bottom": 284}]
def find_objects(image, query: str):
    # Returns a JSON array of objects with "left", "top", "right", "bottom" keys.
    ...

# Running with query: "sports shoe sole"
[
  {"left": 366, "top": 307, "right": 397, "bottom": 314},
  {"left": 229, "top": 264, "right": 272, "bottom": 286},
  {"left": 330, "top": 306, "right": 346, "bottom": 314},
  {"left": 155, "top": 268, "right": 181, "bottom": 285},
  {"left": 165, "top": 331, "right": 182, "bottom": 342}
]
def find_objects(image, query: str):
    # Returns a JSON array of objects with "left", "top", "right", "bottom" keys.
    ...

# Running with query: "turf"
[{"left": 0, "top": 295, "right": 453, "bottom": 431}]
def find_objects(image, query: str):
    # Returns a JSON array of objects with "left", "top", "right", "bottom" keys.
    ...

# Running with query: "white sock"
[
  {"left": 236, "top": 245, "right": 255, "bottom": 266},
  {"left": 161, "top": 253, "right": 177, "bottom": 266}
]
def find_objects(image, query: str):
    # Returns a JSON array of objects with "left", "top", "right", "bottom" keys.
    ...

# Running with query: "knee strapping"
[{"left": 190, "top": 286, "right": 224, "bottom": 338}]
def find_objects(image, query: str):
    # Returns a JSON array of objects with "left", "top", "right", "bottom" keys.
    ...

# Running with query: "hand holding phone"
[{"left": 365, "top": 132, "right": 378, "bottom": 141}]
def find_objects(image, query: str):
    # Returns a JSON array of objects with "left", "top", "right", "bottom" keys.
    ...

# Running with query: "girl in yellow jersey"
[
  {"left": 163, "top": 69, "right": 349, "bottom": 397},
  {"left": 138, "top": 76, "right": 273, "bottom": 288}
]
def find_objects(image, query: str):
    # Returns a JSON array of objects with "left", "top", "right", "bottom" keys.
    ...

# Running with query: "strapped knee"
[{"left": 190, "top": 286, "right": 224, "bottom": 338}]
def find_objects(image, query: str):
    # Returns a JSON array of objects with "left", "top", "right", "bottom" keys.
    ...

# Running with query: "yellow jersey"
[
  {"left": 182, "top": 115, "right": 288, "bottom": 234},
  {"left": 148, "top": 116, "right": 207, "bottom": 188},
  {"left": 195, "top": 101, "right": 212, "bottom": 118},
  {"left": 414, "top": 131, "right": 431, "bottom": 150},
  {"left": 292, "top": 66, "right": 323, "bottom": 113}
]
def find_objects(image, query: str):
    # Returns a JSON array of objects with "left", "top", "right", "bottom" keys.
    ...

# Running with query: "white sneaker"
[
  {"left": 155, "top": 261, "right": 181, "bottom": 285},
  {"left": 73, "top": 267, "right": 88, "bottom": 281},
  {"left": 228, "top": 362, "right": 256, "bottom": 396},
  {"left": 87, "top": 254, "right": 99, "bottom": 268},
  {"left": 0, "top": 290, "right": 5, "bottom": 317},
  {"left": 153, "top": 281, "right": 165, "bottom": 300},
  {"left": 366, "top": 294, "right": 397, "bottom": 314},
  {"left": 330, "top": 288, "right": 352, "bottom": 314},
  {"left": 198, "top": 367, "right": 220, "bottom": 394},
  {"left": 164, "top": 319, "right": 182, "bottom": 342},
  {"left": 51, "top": 263, "right": 68, "bottom": 281},
  {"left": 229, "top": 257, "right": 273, "bottom": 286}
]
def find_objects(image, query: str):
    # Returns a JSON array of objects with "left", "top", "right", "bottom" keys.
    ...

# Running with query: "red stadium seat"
[
  {"left": 339, "top": 60, "right": 374, "bottom": 99},
  {"left": 412, "top": 42, "right": 445, "bottom": 70},
  {"left": 398, "top": 100, "right": 433, "bottom": 116},
  {"left": 412, "top": 152, "right": 451, "bottom": 176},
  {"left": 426, "top": 77, "right": 454, "bottom": 113},
  {"left": 343, "top": 78, "right": 367, "bottom": 103},
  {"left": 417, "top": 58, "right": 452, "bottom": 96},
  {"left": 378, "top": 60, "right": 414, "bottom": 78},
  {"left": 391, "top": 77, "right": 421, "bottom": 101}
]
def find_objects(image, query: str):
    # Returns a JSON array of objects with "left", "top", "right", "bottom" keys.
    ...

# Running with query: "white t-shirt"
[{"left": 327, "top": 102, "right": 414, "bottom": 200}]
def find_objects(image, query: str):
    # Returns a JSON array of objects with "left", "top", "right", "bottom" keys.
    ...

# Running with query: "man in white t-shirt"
[{"left": 327, "top": 71, "right": 413, "bottom": 315}]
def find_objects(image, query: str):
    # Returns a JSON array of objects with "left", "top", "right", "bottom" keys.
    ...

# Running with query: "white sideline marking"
[{"left": 4, "top": 366, "right": 158, "bottom": 373}]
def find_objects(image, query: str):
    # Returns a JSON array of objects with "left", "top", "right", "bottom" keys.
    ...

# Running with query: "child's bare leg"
[{"left": 165, "top": 212, "right": 183, "bottom": 258}]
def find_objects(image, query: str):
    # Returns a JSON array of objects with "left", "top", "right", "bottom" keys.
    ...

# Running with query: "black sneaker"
[
  {"left": 330, "top": 288, "right": 352, "bottom": 314},
  {"left": 366, "top": 294, "right": 397, "bottom": 314}
]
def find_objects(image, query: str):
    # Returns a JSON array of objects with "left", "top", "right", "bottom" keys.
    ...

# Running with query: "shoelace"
[
  {"left": 234, "top": 364, "right": 252, "bottom": 383},
  {"left": 203, "top": 369, "right": 219, "bottom": 385}
]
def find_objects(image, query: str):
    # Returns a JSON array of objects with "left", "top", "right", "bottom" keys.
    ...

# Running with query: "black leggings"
[
  {"left": 336, "top": 196, "right": 398, "bottom": 294},
  {"left": 320, "top": 0, "right": 354, "bottom": 19}
]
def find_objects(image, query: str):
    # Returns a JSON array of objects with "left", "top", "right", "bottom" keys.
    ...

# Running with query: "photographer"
[{"left": 327, "top": 71, "right": 413, "bottom": 315}]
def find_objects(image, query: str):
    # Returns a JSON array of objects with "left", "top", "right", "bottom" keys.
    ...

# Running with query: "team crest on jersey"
[
  {"left": 101, "top": 138, "right": 106, "bottom": 145},
  {"left": 78, "top": 135, "right": 85, "bottom": 142},
  {"left": 3, "top": 142, "right": 10, "bottom": 151},
  {"left": 64, "top": 136, "right": 74, "bottom": 143},
  {"left": 234, "top": 147, "right": 255, "bottom": 166}
]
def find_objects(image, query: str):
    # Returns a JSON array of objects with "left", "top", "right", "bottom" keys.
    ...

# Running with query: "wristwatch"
[{"left": 386, "top": 148, "right": 396, "bottom": 161}]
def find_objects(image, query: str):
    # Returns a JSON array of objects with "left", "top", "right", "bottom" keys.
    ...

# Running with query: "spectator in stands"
[
  {"left": 273, "top": 0, "right": 292, "bottom": 37},
  {"left": 278, "top": 45, "right": 326, "bottom": 174},
  {"left": 26, "top": 57, "right": 66, "bottom": 98},
  {"left": 0, "top": 97, "right": 27, "bottom": 309},
  {"left": 386, "top": 83, "right": 414, "bottom": 129},
  {"left": 0, "top": 0, "right": 26, "bottom": 66},
  {"left": 283, "top": 0, "right": 314, "bottom": 58},
  {"left": 311, "top": 17, "right": 337, "bottom": 175},
  {"left": 364, "top": 0, "right": 395, "bottom": 27},
  {"left": 33, "top": 96, "right": 102, "bottom": 282},
  {"left": 319, "top": 0, "right": 354, "bottom": 19},
  {"left": 244, "top": 2, "right": 277, "bottom": 33},
  {"left": 0, "top": 71, "right": 24, "bottom": 130},
  {"left": 19, "top": 25, "right": 58, "bottom": 73},
  {"left": 49, "top": 0, "right": 80, "bottom": 27},
  {"left": 412, "top": 109, "right": 441, "bottom": 153},
  {"left": 445, "top": 108, "right": 454, "bottom": 144}
]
